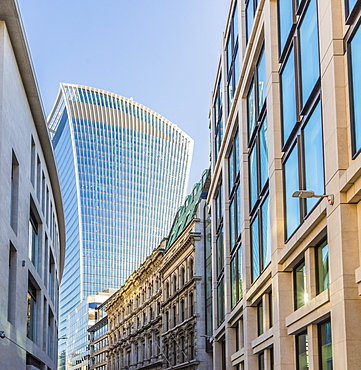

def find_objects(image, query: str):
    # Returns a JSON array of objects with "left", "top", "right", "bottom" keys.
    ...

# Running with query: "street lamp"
[{"left": 292, "top": 190, "right": 334, "bottom": 205}]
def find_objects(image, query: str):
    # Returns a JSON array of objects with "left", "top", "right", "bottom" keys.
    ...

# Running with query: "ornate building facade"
[
  {"left": 106, "top": 171, "right": 212, "bottom": 370},
  {"left": 107, "top": 245, "right": 164, "bottom": 370}
]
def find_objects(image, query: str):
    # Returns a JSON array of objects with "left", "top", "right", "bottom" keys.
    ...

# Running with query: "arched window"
[
  {"left": 189, "top": 293, "right": 194, "bottom": 316},
  {"left": 189, "top": 259, "right": 194, "bottom": 279},
  {"left": 181, "top": 300, "right": 185, "bottom": 322},
  {"left": 165, "top": 282, "right": 170, "bottom": 299},
  {"left": 181, "top": 267, "right": 185, "bottom": 286},
  {"left": 173, "top": 275, "right": 177, "bottom": 294},
  {"left": 165, "top": 311, "right": 169, "bottom": 331},
  {"left": 173, "top": 305, "right": 177, "bottom": 327}
]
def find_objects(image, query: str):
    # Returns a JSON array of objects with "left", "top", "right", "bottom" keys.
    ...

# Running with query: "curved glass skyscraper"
[{"left": 48, "top": 83, "right": 193, "bottom": 368}]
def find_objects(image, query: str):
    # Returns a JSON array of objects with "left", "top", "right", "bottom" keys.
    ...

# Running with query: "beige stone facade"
[
  {"left": 106, "top": 174, "right": 213, "bottom": 369},
  {"left": 209, "top": 0, "right": 361, "bottom": 369}
]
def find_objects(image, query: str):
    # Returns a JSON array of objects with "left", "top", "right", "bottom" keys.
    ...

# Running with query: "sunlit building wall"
[
  {"left": 47, "top": 83, "right": 193, "bottom": 368},
  {"left": 209, "top": 0, "right": 361, "bottom": 369},
  {"left": 0, "top": 1, "right": 65, "bottom": 369}
]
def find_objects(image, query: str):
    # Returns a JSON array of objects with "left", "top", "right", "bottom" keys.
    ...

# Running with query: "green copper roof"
[{"left": 165, "top": 169, "right": 210, "bottom": 251}]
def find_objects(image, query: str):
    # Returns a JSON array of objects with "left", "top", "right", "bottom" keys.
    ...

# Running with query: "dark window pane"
[
  {"left": 350, "top": 24, "right": 361, "bottom": 152},
  {"left": 260, "top": 117, "right": 268, "bottom": 190},
  {"left": 237, "top": 185, "right": 242, "bottom": 239},
  {"left": 238, "top": 247, "right": 243, "bottom": 300},
  {"left": 257, "top": 48, "right": 267, "bottom": 111},
  {"left": 296, "top": 333, "right": 309, "bottom": 370},
  {"left": 229, "top": 198, "right": 236, "bottom": 248},
  {"left": 250, "top": 145, "right": 258, "bottom": 209},
  {"left": 217, "top": 278, "right": 225, "bottom": 326},
  {"left": 303, "top": 102, "right": 324, "bottom": 213},
  {"left": 261, "top": 196, "right": 271, "bottom": 267},
  {"left": 317, "top": 241, "right": 329, "bottom": 294},
  {"left": 284, "top": 145, "right": 300, "bottom": 239},
  {"left": 231, "top": 256, "right": 237, "bottom": 308},
  {"left": 280, "top": 47, "right": 297, "bottom": 145},
  {"left": 278, "top": 0, "right": 294, "bottom": 53},
  {"left": 229, "top": 145, "right": 235, "bottom": 191},
  {"left": 216, "top": 228, "right": 224, "bottom": 277},
  {"left": 319, "top": 321, "right": 333, "bottom": 370},
  {"left": 235, "top": 132, "right": 240, "bottom": 175},
  {"left": 251, "top": 216, "right": 260, "bottom": 281},
  {"left": 257, "top": 301, "right": 264, "bottom": 335},
  {"left": 299, "top": 0, "right": 320, "bottom": 107},
  {"left": 294, "top": 261, "right": 307, "bottom": 309}
]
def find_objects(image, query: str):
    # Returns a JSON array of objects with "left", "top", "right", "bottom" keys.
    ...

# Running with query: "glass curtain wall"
[{"left": 278, "top": 0, "right": 325, "bottom": 240}]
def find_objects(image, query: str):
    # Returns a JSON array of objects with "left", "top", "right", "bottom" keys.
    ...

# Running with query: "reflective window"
[
  {"left": 231, "top": 246, "right": 243, "bottom": 308},
  {"left": 296, "top": 332, "right": 309, "bottom": 370},
  {"left": 346, "top": 0, "right": 358, "bottom": 19},
  {"left": 316, "top": 241, "right": 329, "bottom": 294},
  {"left": 280, "top": 47, "right": 297, "bottom": 145},
  {"left": 247, "top": 81, "right": 256, "bottom": 140},
  {"left": 251, "top": 195, "right": 271, "bottom": 282},
  {"left": 257, "top": 48, "right": 267, "bottom": 112},
  {"left": 319, "top": 320, "right": 333, "bottom": 370},
  {"left": 227, "top": 2, "right": 239, "bottom": 110},
  {"left": 302, "top": 104, "right": 324, "bottom": 212},
  {"left": 299, "top": 0, "right": 320, "bottom": 108},
  {"left": 27, "top": 279, "right": 37, "bottom": 341},
  {"left": 277, "top": 0, "right": 294, "bottom": 54},
  {"left": 214, "top": 78, "right": 224, "bottom": 161},
  {"left": 248, "top": 46, "right": 270, "bottom": 283},
  {"left": 229, "top": 132, "right": 241, "bottom": 251},
  {"left": 284, "top": 102, "right": 324, "bottom": 239},
  {"left": 284, "top": 145, "right": 300, "bottom": 239},
  {"left": 349, "top": 22, "right": 361, "bottom": 154},
  {"left": 29, "top": 210, "right": 39, "bottom": 270},
  {"left": 246, "top": 0, "right": 258, "bottom": 43},
  {"left": 294, "top": 260, "right": 307, "bottom": 310},
  {"left": 217, "top": 277, "right": 225, "bottom": 326}
]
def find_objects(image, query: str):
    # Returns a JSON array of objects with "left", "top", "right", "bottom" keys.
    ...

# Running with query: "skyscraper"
[{"left": 48, "top": 83, "right": 193, "bottom": 368}]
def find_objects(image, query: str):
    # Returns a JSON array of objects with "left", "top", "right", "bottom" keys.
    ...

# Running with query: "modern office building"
[
  {"left": 106, "top": 171, "right": 212, "bottom": 370},
  {"left": 0, "top": 0, "right": 65, "bottom": 369},
  {"left": 66, "top": 289, "right": 116, "bottom": 370},
  {"left": 47, "top": 83, "right": 193, "bottom": 368},
  {"left": 209, "top": 0, "right": 361, "bottom": 369}
]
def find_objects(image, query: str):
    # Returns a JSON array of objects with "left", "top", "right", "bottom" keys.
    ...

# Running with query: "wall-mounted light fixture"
[{"left": 292, "top": 190, "right": 334, "bottom": 205}]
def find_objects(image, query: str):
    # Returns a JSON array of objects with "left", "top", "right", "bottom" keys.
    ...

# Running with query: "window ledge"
[
  {"left": 279, "top": 201, "right": 327, "bottom": 268},
  {"left": 231, "top": 348, "right": 244, "bottom": 364},
  {"left": 251, "top": 328, "right": 274, "bottom": 353},
  {"left": 285, "top": 289, "right": 330, "bottom": 334}
]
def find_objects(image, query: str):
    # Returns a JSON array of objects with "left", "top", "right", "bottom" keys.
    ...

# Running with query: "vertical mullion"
[{"left": 297, "top": 134, "right": 306, "bottom": 219}]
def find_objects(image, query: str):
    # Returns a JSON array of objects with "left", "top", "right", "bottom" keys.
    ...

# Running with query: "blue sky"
[{"left": 18, "top": 0, "right": 230, "bottom": 192}]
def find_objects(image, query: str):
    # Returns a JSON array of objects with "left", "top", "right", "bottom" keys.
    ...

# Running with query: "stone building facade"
[
  {"left": 106, "top": 172, "right": 212, "bottom": 370},
  {"left": 107, "top": 245, "right": 164, "bottom": 370},
  {"left": 0, "top": 1, "right": 65, "bottom": 369},
  {"left": 208, "top": 0, "right": 361, "bottom": 369}
]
